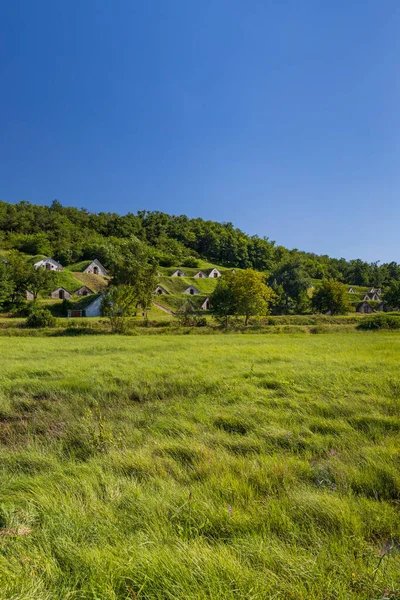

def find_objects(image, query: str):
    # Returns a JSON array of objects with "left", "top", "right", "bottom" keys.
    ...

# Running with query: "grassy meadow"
[{"left": 0, "top": 333, "right": 399, "bottom": 599}]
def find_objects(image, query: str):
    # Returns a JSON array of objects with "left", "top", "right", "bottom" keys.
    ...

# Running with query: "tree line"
[{"left": 1, "top": 199, "right": 400, "bottom": 287}]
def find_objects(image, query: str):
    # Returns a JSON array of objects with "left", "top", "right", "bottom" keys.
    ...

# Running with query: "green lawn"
[{"left": 0, "top": 334, "right": 399, "bottom": 599}]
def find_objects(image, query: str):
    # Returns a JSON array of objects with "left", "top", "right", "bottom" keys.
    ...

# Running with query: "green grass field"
[{"left": 0, "top": 334, "right": 399, "bottom": 599}]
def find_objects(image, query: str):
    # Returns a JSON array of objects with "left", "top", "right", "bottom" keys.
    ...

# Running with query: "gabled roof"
[
  {"left": 34, "top": 257, "right": 63, "bottom": 269},
  {"left": 200, "top": 296, "right": 211, "bottom": 310},
  {"left": 76, "top": 285, "right": 94, "bottom": 293},
  {"left": 171, "top": 269, "right": 186, "bottom": 277},
  {"left": 184, "top": 285, "right": 200, "bottom": 294},
  {"left": 153, "top": 285, "right": 169, "bottom": 295},
  {"left": 83, "top": 258, "right": 108, "bottom": 275},
  {"left": 51, "top": 286, "right": 71, "bottom": 293}
]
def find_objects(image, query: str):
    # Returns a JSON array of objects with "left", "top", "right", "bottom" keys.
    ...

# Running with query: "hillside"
[{"left": 1, "top": 199, "right": 400, "bottom": 287}]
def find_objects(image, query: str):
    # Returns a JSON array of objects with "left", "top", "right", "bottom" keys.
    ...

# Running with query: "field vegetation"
[{"left": 0, "top": 333, "right": 399, "bottom": 599}]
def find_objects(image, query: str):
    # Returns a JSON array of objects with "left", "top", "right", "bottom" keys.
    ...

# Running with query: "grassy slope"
[
  {"left": 0, "top": 334, "right": 399, "bottom": 599},
  {"left": 157, "top": 276, "right": 216, "bottom": 295},
  {"left": 65, "top": 260, "right": 92, "bottom": 272},
  {"left": 71, "top": 272, "right": 109, "bottom": 292},
  {"left": 48, "top": 270, "right": 87, "bottom": 294}
]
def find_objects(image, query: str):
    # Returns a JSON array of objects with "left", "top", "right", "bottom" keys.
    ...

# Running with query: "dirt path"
[{"left": 152, "top": 301, "right": 174, "bottom": 315}]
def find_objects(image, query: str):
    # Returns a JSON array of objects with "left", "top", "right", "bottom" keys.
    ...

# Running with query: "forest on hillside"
[{"left": 1, "top": 199, "right": 400, "bottom": 287}]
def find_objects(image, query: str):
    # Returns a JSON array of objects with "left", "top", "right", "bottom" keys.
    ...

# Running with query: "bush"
[
  {"left": 195, "top": 317, "right": 207, "bottom": 327},
  {"left": 25, "top": 307, "right": 56, "bottom": 329},
  {"left": 182, "top": 256, "right": 200, "bottom": 268},
  {"left": 357, "top": 314, "right": 400, "bottom": 330}
]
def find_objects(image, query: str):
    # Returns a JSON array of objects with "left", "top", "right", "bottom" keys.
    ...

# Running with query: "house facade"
[
  {"left": 83, "top": 259, "right": 108, "bottom": 276},
  {"left": 356, "top": 301, "right": 373, "bottom": 314},
  {"left": 200, "top": 297, "right": 211, "bottom": 310},
  {"left": 208, "top": 268, "right": 221, "bottom": 278},
  {"left": 76, "top": 286, "right": 93, "bottom": 296},
  {"left": 184, "top": 286, "right": 200, "bottom": 295},
  {"left": 153, "top": 285, "right": 169, "bottom": 295},
  {"left": 50, "top": 287, "right": 72, "bottom": 300},
  {"left": 34, "top": 257, "right": 63, "bottom": 271}
]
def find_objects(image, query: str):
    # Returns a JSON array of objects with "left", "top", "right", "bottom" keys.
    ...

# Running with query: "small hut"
[
  {"left": 153, "top": 285, "right": 169, "bottom": 295},
  {"left": 25, "top": 290, "right": 35, "bottom": 301},
  {"left": 50, "top": 287, "right": 72, "bottom": 300},
  {"left": 377, "top": 302, "right": 393, "bottom": 313},
  {"left": 194, "top": 271, "right": 206, "bottom": 278},
  {"left": 34, "top": 257, "right": 63, "bottom": 271},
  {"left": 208, "top": 268, "right": 221, "bottom": 278},
  {"left": 363, "top": 292, "right": 381, "bottom": 302},
  {"left": 83, "top": 259, "right": 108, "bottom": 276},
  {"left": 200, "top": 297, "right": 211, "bottom": 310},
  {"left": 347, "top": 287, "right": 355, "bottom": 293},
  {"left": 184, "top": 285, "right": 200, "bottom": 295},
  {"left": 171, "top": 269, "right": 185, "bottom": 277},
  {"left": 76, "top": 286, "right": 93, "bottom": 297},
  {"left": 85, "top": 294, "right": 104, "bottom": 317},
  {"left": 356, "top": 301, "right": 373, "bottom": 314}
]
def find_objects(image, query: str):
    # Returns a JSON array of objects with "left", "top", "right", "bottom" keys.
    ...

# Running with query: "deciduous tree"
[{"left": 311, "top": 279, "right": 350, "bottom": 315}]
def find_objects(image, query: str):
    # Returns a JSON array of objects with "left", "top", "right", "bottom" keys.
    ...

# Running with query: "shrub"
[
  {"left": 25, "top": 307, "right": 56, "bottom": 328},
  {"left": 195, "top": 317, "right": 207, "bottom": 327},
  {"left": 182, "top": 256, "right": 200, "bottom": 268},
  {"left": 357, "top": 314, "right": 400, "bottom": 330}
]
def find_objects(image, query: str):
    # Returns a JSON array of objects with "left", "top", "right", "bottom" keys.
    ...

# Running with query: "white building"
[{"left": 34, "top": 257, "right": 63, "bottom": 271}]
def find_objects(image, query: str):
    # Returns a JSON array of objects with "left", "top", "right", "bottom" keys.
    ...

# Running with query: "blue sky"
[{"left": 1, "top": 1, "right": 399, "bottom": 262}]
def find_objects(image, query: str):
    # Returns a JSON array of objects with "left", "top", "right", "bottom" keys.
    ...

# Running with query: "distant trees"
[
  {"left": 311, "top": 279, "right": 350, "bottom": 315},
  {"left": 0, "top": 260, "right": 14, "bottom": 310},
  {"left": 383, "top": 280, "right": 400, "bottom": 309},
  {"left": 1, "top": 199, "right": 400, "bottom": 292},
  {"left": 211, "top": 270, "right": 276, "bottom": 326}
]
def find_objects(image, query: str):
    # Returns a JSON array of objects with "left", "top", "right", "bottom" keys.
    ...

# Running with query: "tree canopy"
[
  {"left": 211, "top": 270, "right": 276, "bottom": 325},
  {"left": 311, "top": 279, "right": 350, "bottom": 315},
  {"left": 1, "top": 199, "right": 399, "bottom": 287}
]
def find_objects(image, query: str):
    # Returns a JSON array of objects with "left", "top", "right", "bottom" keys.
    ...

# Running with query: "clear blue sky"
[{"left": 1, "top": 1, "right": 399, "bottom": 263}]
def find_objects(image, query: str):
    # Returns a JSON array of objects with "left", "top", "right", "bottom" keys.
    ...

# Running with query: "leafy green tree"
[
  {"left": 0, "top": 260, "right": 15, "bottom": 310},
  {"left": 212, "top": 270, "right": 276, "bottom": 326},
  {"left": 230, "top": 270, "right": 276, "bottom": 325},
  {"left": 210, "top": 276, "right": 237, "bottom": 327},
  {"left": 105, "top": 237, "right": 158, "bottom": 319},
  {"left": 383, "top": 280, "right": 400, "bottom": 309},
  {"left": 311, "top": 279, "right": 350, "bottom": 315},
  {"left": 102, "top": 285, "right": 137, "bottom": 333},
  {"left": 27, "top": 267, "right": 56, "bottom": 300},
  {"left": 12, "top": 233, "right": 52, "bottom": 256},
  {"left": 7, "top": 251, "right": 30, "bottom": 305},
  {"left": 269, "top": 261, "right": 311, "bottom": 314}
]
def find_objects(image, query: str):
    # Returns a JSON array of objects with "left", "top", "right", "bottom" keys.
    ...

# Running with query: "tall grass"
[{"left": 0, "top": 334, "right": 399, "bottom": 599}]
